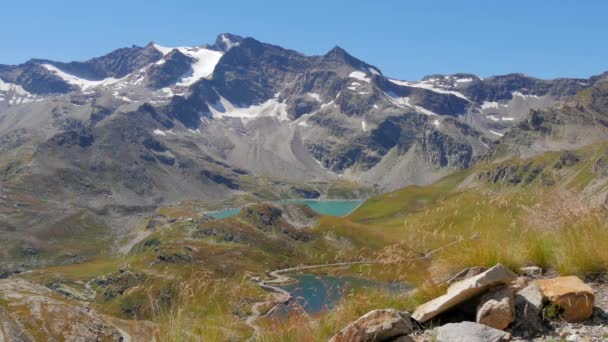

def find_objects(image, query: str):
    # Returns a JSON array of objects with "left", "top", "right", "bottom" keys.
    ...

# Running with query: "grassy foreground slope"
[
  {"left": 7, "top": 142, "right": 608, "bottom": 341},
  {"left": 254, "top": 142, "right": 608, "bottom": 340},
  {"left": 347, "top": 142, "right": 608, "bottom": 276}
]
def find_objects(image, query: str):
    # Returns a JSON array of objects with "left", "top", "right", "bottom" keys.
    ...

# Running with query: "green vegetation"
[
  {"left": 13, "top": 143, "right": 608, "bottom": 341},
  {"left": 256, "top": 287, "right": 424, "bottom": 341}
]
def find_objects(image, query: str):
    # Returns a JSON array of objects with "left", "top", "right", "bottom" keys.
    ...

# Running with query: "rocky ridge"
[{"left": 330, "top": 264, "right": 608, "bottom": 342}]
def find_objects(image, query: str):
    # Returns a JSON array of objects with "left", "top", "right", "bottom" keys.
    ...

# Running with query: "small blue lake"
[
  {"left": 207, "top": 199, "right": 362, "bottom": 219},
  {"left": 279, "top": 274, "right": 411, "bottom": 315},
  {"left": 207, "top": 208, "right": 242, "bottom": 219}
]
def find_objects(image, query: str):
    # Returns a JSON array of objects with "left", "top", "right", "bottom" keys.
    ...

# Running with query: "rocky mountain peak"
[
  {"left": 210, "top": 33, "right": 244, "bottom": 52},
  {"left": 147, "top": 49, "right": 195, "bottom": 89},
  {"left": 324, "top": 46, "right": 364, "bottom": 67}
]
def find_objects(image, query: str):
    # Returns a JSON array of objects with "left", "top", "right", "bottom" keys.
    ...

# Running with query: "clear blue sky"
[{"left": 1, "top": 0, "right": 607, "bottom": 80}]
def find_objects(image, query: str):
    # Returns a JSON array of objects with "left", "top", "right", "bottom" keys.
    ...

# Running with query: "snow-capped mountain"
[{"left": 0, "top": 33, "right": 599, "bottom": 222}]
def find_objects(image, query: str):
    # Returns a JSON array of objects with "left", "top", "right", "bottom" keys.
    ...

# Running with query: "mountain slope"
[
  {"left": 0, "top": 33, "right": 604, "bottom": 271},
  {"left": 488, "top": 74, "right": 608, "bottom": 159}
]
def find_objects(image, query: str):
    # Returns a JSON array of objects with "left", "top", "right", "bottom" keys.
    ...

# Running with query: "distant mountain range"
[{"left": 1, "top": 33, "right": 607, "bottom": 259}]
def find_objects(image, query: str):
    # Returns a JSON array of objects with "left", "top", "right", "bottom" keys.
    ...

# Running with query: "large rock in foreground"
[
  {"left": 328, "top": 309, "right": 413, "bottom": 342},
  {"left": 0, "top": 278, "right": 123, "bottom": 341},
  {"left": 512, "top": 282, "right": 545, "bottom": 336},
  {"left": 537, "top": 276, "right": 595, "bottom": 322},
  {"left": 476, "top": 286, "right": 514, "bottom": 330},
  {"left": 413, "top": 264, "right": 518, "bottom": 322},
  {"left": 434, "top": 321, "right": 510, "bottom": 342}
]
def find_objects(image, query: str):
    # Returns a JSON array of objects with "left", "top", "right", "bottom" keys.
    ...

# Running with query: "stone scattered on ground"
[
  {"left": 476, "top": 285, "right": 515, "bottom": 330},
  {"left": 432, "top": 321, "right": 511, "bottom": 342},
  {"left": 336, "top": 266, "right": 607, "bottom": 342},
  {"left": 328, "top": 309, "right": 413, "bottom": 342},
  {"left": 48, "top": 282, "right": 96, "bottom": 301},
  {"left": 96, "top": 267, "right": 145, "bottom": 301},
  {"left": 412, "top": 264, "right": 518, "bottom": 322},
  {"left": 0, "top": 278, "right": 122, "bottom": 341},
  {"left": 537, "top": 276, "right": 595, "bottom": 322}
]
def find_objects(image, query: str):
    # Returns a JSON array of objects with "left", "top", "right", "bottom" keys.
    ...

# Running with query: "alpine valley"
[{"left": 2, "top": 33, "right": 608, "bottom": 341}]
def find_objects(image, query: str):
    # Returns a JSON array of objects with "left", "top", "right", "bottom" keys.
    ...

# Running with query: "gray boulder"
[
  {"left": 512, "top": 282, "right": 545, "bottom": 336},
  {"left": 412, "top": 264, "right": 518, "bottom": 322},
  {"left": 434, "top": 321, "right": 510, "bottom": 342}
]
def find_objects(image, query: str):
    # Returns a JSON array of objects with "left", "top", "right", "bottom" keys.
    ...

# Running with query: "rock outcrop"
[
  {"left": 412, "top": 264, "right": 518, "bottom": 322},
  {"left": 328, "top": 309, "right": 413, "bottom": 342},
  {"left": 537, "top": 276, "right": 595, "bottom": 322},
  {"left": 433, "top": 321, "right": 510, "bottom": 342},
  {"left": 0, "top": 278, "right": 122, "bottom": 341},
  {"left": 344, "top": 265, "right": 603, "bottom": 342}
]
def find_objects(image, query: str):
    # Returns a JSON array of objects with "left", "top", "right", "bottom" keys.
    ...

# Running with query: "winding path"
[
  {"left": 245, "top": 260, "right": 379, "bottom": 339},
  {"left": 244, "top": 235, "right": 477, "bottom": 339}
]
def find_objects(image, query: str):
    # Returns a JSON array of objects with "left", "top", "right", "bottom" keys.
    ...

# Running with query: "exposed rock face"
[
  {"left": 537, "top": 276, "right": 595, "bottom": 322},
  {"left": 328, "top": 309, "right": 413, "bottom": 342},
  {"left": 44, "top": 44, "right": 163, "bottom": 82},
  {"left": 0, "top": 279, "right": 122, "bottom": 341},
  {"left": 487, "top": 79, "right": 608, "bottom": 160},
  {"left": 0, "top": 33, "right": 604, "bottom": 271},
  {"left": 147, "top": 49, "right": 194, "bottom": 89},
  {"left": 512, "top": 282, "right": 545, "bottom": 336},
  {"left": 416, "top": 129, "right": 473, "bottom": 169},
  {"left": 97, "top": 268, "right": 145, "bottom": 300},
  {"left": 476, "top": 286, "right": 515, "bottom": 330},
  {"left": 412, "top": 264, "right": 518, "bottom": 322},
  {"left": 433, "top": 321, "right": 510, "bottom": 342}
]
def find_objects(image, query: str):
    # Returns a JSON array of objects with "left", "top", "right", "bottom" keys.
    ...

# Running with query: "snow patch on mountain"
[
  {"left": 512, "top": 91, "right": 540, "bottom": 99},
  {"left": 42, "top": 64, "right": 124, "bottom": 90},
  {"left": 388, "top": 79, "right": 470, "bottom": 101},
  {"left": 481, "top": 101, "right": 501, "bottom": 109},
  {"left": 487, "top": 115, "right": 500, "bottom": 122},
  {"left": 153, "top": 44, "right": 223, "bottom": 86},
  {"left": 414, "top": 105, "right": 439, "bottom": 116},
  {"left": 349, "top": 71, "right": 371, "bottom": 83},
  {"left": 209, "top": 97, "right": 289, "bottom": 121},
  {"left": 385, "top": 92, "right": 438, "bottom": 116},
  {"left": 152, "top": 44, "right": 174, "bottom": 56},
  {"left": 456, "top": 78, "right": 473, "bottom": 83},
  {"left": 176, "top": 48, "right": 223, "bottom": 86},
  {"left": 0, "top": 78, "right": 39, "bottom": 105},
  {"left": 220, "top": 34, "right": 240, "bottom": 50},
  {"left": 0, "top": 79, "right": 29, "bottom": 95},
  {"left": 308, "top": 93, "right": 321, "bottom": 102}
]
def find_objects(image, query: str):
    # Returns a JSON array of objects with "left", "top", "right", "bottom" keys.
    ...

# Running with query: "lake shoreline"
[{"left": 206, "top": 198, "right": 366, "bottom": 219}]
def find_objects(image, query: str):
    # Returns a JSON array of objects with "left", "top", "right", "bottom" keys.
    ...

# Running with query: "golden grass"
[
  {"left": 252, "top": 146, "right": 608, "bottom": 339},
  {"left": 151, "top": 272, "right": 261, "bottom": 341},
  {"left": 256, "top": 287, "right": 424, "bottom": 342},
  {"left": 20, "top": 143, "right": 608, "bottom": 341}
]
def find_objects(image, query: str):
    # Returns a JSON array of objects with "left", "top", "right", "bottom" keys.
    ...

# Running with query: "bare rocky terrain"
[{"left": 2, "top": 32, "right": 608, "bottom": 341}]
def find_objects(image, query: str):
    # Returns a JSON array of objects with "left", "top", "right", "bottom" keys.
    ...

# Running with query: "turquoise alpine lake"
[
  {"left": 207, "top": 199, "right": 362, "bottom": 219},
  {"left": 207, "top": 208, "right": 242, "bottom": 219},
  {"left": 278, "top": 274, "right": 411, "bottom": 315}
]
